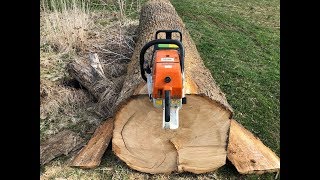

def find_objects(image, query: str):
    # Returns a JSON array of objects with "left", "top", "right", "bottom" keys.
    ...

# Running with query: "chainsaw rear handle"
[
  {"left": 155, "top": 30, "right": 182, "bottom": 42},
  {"left": 140, "top": 39, "right": 185, "bottom": 82}
]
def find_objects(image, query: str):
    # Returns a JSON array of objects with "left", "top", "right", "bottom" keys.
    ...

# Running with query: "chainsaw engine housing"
[{"left": 152, "top": 49, "right": 183, "bottom": 99}]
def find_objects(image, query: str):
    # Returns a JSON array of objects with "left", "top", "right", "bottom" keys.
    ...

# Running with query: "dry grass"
[
  {"left": 40, "top": 0, "right": 139, "bottom": 142},
  {"left": 40, "top": 149, "right": 224, "bottom": 180},
  {"left": 40, "top": 0, "right": 95, "bottom": 129},
  {"left": 40, "top": 0, "right": 141, "bottom": 178},
  {"left": 41, "top": 0, "right": 92, "bottom": 54},
  {"left": 92, "top": 18, "right": 138, "bottom": 79},
  {"left": 39, "top": 0, "right": 139, "bottom": 142},
  {"left": 40, "top": 79, "right": 91, "bottom": 120},
  {"left": 116, "top": 0, "right": 142, "bottom": 19}
]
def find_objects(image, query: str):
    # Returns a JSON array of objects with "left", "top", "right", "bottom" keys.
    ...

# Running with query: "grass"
[
  {"left": 171, "top": 0, "right": 280, "bottom": 178},
  {"left": 170, "top": 0, "right": 280, "bottom": 153},
  {"left": 40, "top": 0, "right": 279, "bottom": 179},
  {"left": 41, "top": 0, "right": 91, "bottom": 54}
]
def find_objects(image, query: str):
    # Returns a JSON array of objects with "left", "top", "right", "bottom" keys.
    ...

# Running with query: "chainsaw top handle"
[
  {"left": 140, "top": 39, "right": 185, "bottom": 82},
  {"left": 155, "top": 30, "right": 182, "bottom": 42}
]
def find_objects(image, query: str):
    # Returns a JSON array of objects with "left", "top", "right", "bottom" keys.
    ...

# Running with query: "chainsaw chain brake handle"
[{"left": 140, "top": 39, "right": 185, "bottom": 82}]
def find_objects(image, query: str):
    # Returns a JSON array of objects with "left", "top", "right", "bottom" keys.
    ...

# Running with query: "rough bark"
[
  {"left": 112, "top": 0, "right": 233, "bottom": 174},
  {"left": 227, "top": 120, "right": 280, "bottom": 174},
  {"left": 70, "top": 119, "right": 114, "bottom": 168},
  {"left": 40, "top": 130, "right": 84, "bottom": 165}
]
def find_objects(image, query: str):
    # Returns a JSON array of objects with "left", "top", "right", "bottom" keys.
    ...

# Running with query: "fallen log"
[
  {"left": 227, "top": 120, "right": 280, "bottom": 174},
  {"left": 40, "top": 130, "right": 84, "bottom": 165},
  {"left": 69, "top": 118, "right": 114, "bottom": 168},
  {"left": 112, "top": 0, "right": 233, "bottom": 174},
  {"left": 68, "top": 53, "right": 124, "bottom": 117}
]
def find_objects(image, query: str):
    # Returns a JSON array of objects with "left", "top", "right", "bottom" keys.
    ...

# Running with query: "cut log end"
[
  {"left": 227, "top": 120, "right": 280, "bottom": 174},
  {"left": 112, "top": 95, "right": 231, "bottom": 174}
]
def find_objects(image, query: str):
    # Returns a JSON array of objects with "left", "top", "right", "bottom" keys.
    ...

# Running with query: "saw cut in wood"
[{"left": 227, "top": 119, "right": 280, "bottom": 174}]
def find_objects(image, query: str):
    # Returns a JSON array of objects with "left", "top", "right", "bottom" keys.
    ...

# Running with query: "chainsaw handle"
[
  {"left": 155, "top": 30, "right": 182, "bottom": 42},
  {"left": 140, "top": 39, "right": 185, "bottom": 82}
]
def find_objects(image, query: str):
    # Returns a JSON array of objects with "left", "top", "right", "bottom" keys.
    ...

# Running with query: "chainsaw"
[{"left": 140, "top": 30, "right": 186, "bottom": 129}]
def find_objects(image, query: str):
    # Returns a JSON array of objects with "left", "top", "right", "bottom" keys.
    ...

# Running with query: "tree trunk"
[{"left": 112, "top": 0, "right": 233, "bottom": 174}]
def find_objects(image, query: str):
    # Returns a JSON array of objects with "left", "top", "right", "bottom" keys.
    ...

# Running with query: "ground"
[{"left": 40, "top": 0, "right": 279, "bottom": 179}]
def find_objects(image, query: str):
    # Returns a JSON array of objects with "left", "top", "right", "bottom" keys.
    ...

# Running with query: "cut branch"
[
  {"left": 70, "top": 119, "right": 114, "bottom": 168},
  {"left": 227, "top": 120, "right": 280, "bottom": 174}
]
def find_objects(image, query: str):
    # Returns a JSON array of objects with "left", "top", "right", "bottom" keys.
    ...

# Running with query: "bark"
[{"left": 40, "top": 130, "right": 84, "bottom": 165}]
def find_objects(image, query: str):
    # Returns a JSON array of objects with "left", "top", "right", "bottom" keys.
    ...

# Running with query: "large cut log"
[
  {"left": 227, "top": 120, "right": 280, "bottom": 174},
  {"left": 112, "top": 0, "right": 233, "bottom": 174},
  {"left": 70, "top": 118, "right": 114, "bottom": 168}
]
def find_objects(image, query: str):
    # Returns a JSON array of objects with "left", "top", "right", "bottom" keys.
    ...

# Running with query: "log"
[
  {"left": 68, "top": 53, "right": 124, "bottom": 117},
  {"left": 112, "top": 0, "right": 233, "bottom": 174},
  {"left": 227, "top": 120, "right": 280, "bottom": 174},
  {"left": 70, "top": 118, "right": 114, "bottom": 168},
  {"left": 88, "top": 53, "right": 106, "bottom": 78},
  {"left": 40, "top": 130, "right": 84, "bottom": 165}
]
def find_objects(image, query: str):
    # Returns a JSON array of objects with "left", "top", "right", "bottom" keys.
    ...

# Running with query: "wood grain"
[
  {"left": 227, "top": 119, "right": 280, "bottom": 174},
  {"left": 113, "top": 95, "right": 230, "bottom": 174}
]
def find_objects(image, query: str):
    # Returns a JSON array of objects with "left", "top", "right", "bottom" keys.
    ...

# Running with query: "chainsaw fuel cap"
[{"left": 164, "top": 76, "right": 171, "bottom": 83}]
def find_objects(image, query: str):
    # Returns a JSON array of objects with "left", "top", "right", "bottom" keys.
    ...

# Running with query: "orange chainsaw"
[{"left": 140, "top": 30, "right": 186, "bottom": 129}]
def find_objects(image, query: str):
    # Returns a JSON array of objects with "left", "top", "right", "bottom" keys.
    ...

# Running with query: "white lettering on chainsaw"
[{"left": 161, "top": 57, "right": 174, "bottom": 62}]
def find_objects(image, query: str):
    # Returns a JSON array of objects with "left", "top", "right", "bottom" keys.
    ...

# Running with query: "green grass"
[{"left": 171, "top": 0, "right": 280, "bottom": 178}]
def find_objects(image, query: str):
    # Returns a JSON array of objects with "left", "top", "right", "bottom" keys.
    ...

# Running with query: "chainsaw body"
[{"left": 140, "top": 30, "right": 186, "bottom": 129}]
